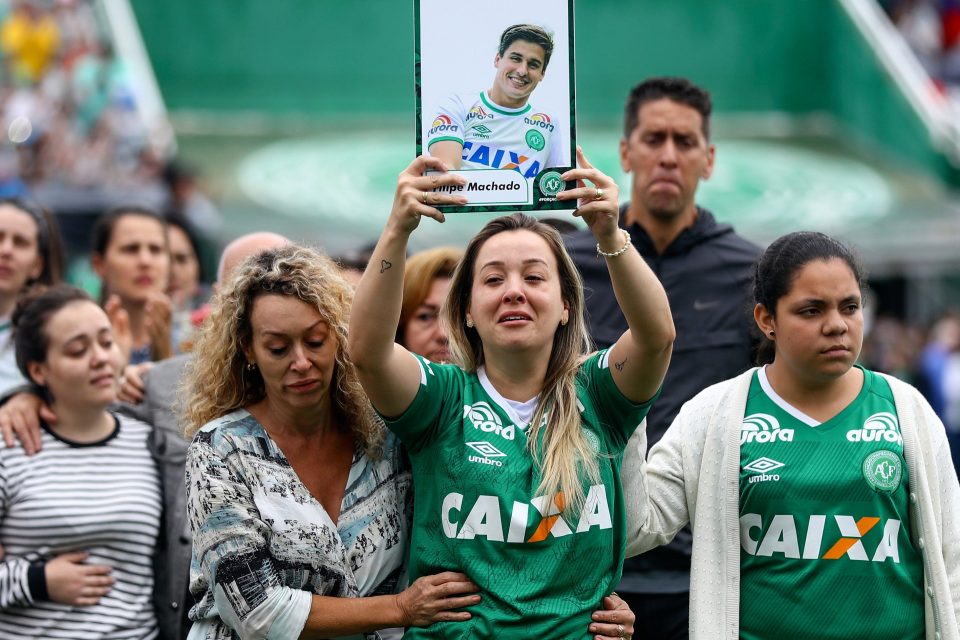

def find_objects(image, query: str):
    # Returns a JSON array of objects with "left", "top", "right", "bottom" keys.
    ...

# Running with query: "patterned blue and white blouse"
[{"left": 185, "top": 409, "right": 412, "bottom": 640}]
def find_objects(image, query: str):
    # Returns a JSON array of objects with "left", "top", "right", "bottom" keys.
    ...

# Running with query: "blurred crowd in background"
[
  {"left": 863, "top": 313, "right": 960, "bottom": 432},
  {"left": 1, "top": 0, "right": 156, "bottom": 195},
  {"left": 2, "top": 0, "right": 960, "bottom": 456},
  {"left": 0, "top": 0, "right": 220, "bottom": 265},
  {"left": 883, "top": 0, "right": 960, "bottom": 104}
]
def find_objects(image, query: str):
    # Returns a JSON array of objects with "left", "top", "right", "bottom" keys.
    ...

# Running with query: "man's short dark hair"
[
  {"left": 623, "top": 77, "right": 712, "bottom": 139},
  {"left": 498, "top": 24, "right": 554, "bottom": 71}
]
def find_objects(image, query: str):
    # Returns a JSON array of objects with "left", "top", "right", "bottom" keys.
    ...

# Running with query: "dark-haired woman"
[
  {"left": 90, "top": 206, "right": 172, "bottom": 365},
  {"left": 0, "top": 199, "right": 64, "bottom": 395},
  {"left": 625, "top": 231, "right": 960, "bottom": 640},
  {"left": 0, "top": 206, "right": 170, "bottom": 450},
  {"left": 0, "top": 286, "right": 161, "bottom": 638}
]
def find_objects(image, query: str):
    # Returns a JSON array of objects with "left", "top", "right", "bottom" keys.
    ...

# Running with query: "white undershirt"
[
  {"left": 757, "top": 366, "right": 822, "bottom": 427},
  {"left": 477, "top": 366, "right": 539, "bottom": 427}
]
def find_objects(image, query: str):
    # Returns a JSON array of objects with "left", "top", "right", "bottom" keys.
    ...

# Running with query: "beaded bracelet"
[{"left": 596, "top": 229, "right": 631, "bottom": 258}]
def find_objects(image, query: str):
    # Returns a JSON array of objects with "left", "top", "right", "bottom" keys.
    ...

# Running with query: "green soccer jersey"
[
  {"left": 384, "top": 350, "right": 654, "bottom": 639},
  {"left": 738, "top": 367, "right": 924, "bottom": 640}
]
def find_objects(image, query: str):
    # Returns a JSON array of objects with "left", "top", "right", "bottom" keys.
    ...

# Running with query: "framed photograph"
[{"left": 415, "top": 0, "right": 576, "bottom": 213}]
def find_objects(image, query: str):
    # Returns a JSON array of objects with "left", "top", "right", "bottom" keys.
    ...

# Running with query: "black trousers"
[{"left": 619, "top": 591, "right": 689, "bottom": 640}]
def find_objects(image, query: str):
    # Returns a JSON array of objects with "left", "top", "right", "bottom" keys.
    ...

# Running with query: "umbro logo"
[
  {"left": 466, "top": 441, "right": 506, "bottom": 468},
  {"left": 744, "top": 457, "right": 784, "bottom": 484},
  {"left": 744, "top": 457, "right": 784, "bottom": 474},
  {"left": 466, "top": 441, "right": 506, "bottom": 457}
]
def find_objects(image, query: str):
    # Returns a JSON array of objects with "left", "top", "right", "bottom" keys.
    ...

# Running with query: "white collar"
[
  {"left": 477, "top": 366, "right": 539, "bottom": 427},
  {"left": 758, "top": 366, "right": 821, "bottom": 427}
]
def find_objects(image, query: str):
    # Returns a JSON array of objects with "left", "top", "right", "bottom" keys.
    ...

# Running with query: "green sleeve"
[
  {"left": 379, "top": 355, "right": 460, "bottom": 453},
  {"left": 578, "top": 349, "right": 661, "bottom": 451}
]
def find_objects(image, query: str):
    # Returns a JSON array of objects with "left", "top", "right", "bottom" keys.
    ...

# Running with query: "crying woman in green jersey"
[
  {"left": 624, "top": 231, "right": 960, "bottom": 640},
  {"left": 349, "top": 149, "right": 676, "bottom": 639}
]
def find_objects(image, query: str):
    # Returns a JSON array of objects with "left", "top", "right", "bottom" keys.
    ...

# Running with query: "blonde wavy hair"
[
  {"left": 181, "top": 245, "right": 383, "bottom": 455},
  {"left": 442, "top": 214, "right": 597, "bottom": 511}
]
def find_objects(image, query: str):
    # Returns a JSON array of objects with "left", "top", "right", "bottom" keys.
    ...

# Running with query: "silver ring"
[
  {"left": 617, "top": 623, "right": 625, "bottom": 639},
  {"left": 421, "top": 191, "right": 429, "bottom": 204},
  {"left": 595, "top": 187, "right": 604, "bottom": 200}
]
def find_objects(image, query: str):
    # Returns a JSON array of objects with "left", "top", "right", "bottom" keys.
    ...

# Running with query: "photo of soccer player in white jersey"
[{"left": 416, "top": 0, "right": 576, "bottom": 212}]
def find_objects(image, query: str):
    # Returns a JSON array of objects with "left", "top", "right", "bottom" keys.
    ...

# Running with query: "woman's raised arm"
[
  {"left": 558, "top": 147, "right": 675, "bottom": 403},
  {"left": 349, "top": 157, "right": 467, "bottom": 417}
]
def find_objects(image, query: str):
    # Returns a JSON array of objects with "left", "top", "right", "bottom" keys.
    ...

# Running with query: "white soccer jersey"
[{"left": 426, "top": 91, "right": 565, "bottom": 179}]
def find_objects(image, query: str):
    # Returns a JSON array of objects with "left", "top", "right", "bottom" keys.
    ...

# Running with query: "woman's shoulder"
[
  {"left": 573, "top": 349, "right": 619, "bottom": 387},
  {"left": 407, "top": 355, "right": 472, "bottom": 400},
  {"left": 681, "top": 369, "right": 757, "bottom": 416},
  {"left": 414, "top": 354, "right": 469, "bottom": 380},
  {"left": 110, "top": 411, "right": 158, "bottom": 450},
  {"left": 113, "top": 410, "right": 153, "bottom": 433},
  {"left": 0, "top": 431, "right": 54, "bottom": 467},
  {"left": 193, "top": 409, "right": 264, "bottom": 448},
  {"left": 872, "top": 370, "right": 920, "bottom": 395},
  {"left": 873, "top": 371, "right": 936, "bottom": 418},
  {"left": 199, "top": 408, "right": 256, "bottom": 431}
]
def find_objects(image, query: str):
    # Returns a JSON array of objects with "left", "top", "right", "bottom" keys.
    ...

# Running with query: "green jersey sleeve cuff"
[
  {"left": 427, "top": 136, "right": 464, "bottom": 148},
  {"left": 377, "top": 355, "right": 447, "bottom": 450},
  {"left": 581, "top": 350, "right": 662, "bottom": 449}
]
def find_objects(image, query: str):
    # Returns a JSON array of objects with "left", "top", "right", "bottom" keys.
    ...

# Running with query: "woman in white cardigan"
[{"left": 625, "top": 231, "right": 960, "bottom": 640}]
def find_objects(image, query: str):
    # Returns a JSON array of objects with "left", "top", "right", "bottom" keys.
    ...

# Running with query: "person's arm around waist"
[{"left": 299, "top": 572, "right": 478, "bottom": 638}]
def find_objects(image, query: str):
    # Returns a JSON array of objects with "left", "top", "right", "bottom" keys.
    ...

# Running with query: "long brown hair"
[
  {"left": 442, "top": 213, "right": 596, "bottom": 510},
  {"left": 398, "top": 246, "right": 462, "bottom": 345}
]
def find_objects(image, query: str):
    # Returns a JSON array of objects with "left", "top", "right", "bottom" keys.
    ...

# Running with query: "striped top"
[{"left": 0, "top": 413, "right": 162, "bottom": 639}]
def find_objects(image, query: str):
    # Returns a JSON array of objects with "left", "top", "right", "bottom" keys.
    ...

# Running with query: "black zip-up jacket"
[{"left": 566, "top": 205, "right": 761, "bottom": 592}]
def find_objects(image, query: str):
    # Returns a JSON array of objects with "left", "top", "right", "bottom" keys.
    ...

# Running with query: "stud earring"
[
  {"left": 246, "top": 362, "right": 257, "bottom": 371},
  {"left": 466, "top": 318, "right": 474, "bottom": 328},
  {"left": 769, "top": 331, "right": 775, "bottom": 337}
]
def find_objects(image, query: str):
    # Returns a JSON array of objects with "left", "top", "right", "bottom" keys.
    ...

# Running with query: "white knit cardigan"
[{"left": 623, "top": 368, "right": 960, "bottom": 640}]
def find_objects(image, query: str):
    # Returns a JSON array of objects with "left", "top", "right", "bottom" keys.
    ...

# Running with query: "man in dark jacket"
[{"left": 566, "top": 77, "right": 760, "bottom": 640}]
